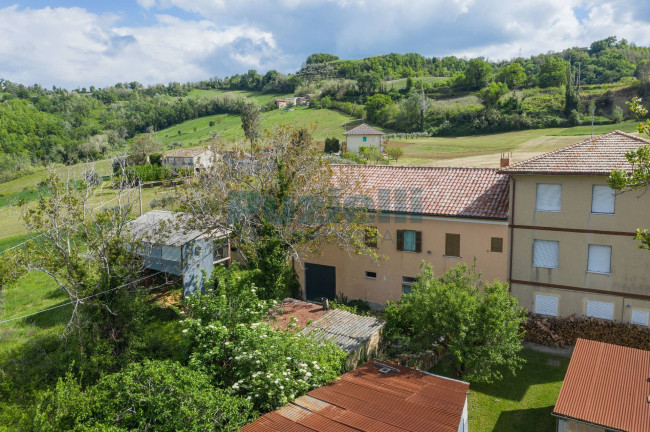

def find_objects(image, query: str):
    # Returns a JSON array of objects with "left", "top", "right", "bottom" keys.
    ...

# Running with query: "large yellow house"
[
  {"left": 500, "top": 131, "right": 650, "bottom": 325},
  {"left": 297, "top": 165, "right": 510, "bottom": 308}
]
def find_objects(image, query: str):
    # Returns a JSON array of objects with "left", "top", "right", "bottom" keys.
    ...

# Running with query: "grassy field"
[
  {"left": 184, "top": 89, "right": 291, "bottom": 105},
  {"left": 384, "top": 76, "right": 448, "bottom": 90},
  {"left": 387, "top": 122, "right": 641, "bottom": 167},
  {"left": 153, "top": 106, "right": 359, "bottom": 148},
  {"left": 431, "top": 349, "right": 568, "bottom": 432}
]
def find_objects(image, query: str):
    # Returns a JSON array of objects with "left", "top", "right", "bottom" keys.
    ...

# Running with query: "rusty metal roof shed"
[
  {"left": 242, "top": 360, "right": 469, "bottom": 432},
  {"left": 553, "top": 338, "right": 650, "bottom": 432}
]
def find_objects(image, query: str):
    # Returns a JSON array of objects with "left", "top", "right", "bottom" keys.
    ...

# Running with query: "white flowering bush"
[{"left": 183, "top": 269, "right": 347, "bottom": 412}]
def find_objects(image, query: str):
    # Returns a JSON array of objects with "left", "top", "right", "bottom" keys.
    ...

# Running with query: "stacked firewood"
[{"left": 522, "top": 314, "right": 650, "bottom": 350}]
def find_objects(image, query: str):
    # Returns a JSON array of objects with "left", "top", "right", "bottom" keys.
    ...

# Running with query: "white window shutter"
[
  {"left": 591, "top": 185, "right": 615, "bottom": 214},
  {"left": 587, "top": 245, "right": 611, "bottom": 274},
  {"left": 586, "top": 300, "right": 614, "bottom": 320},
  {"left": 631, "top": 310, "right": 649, "bottom": 326},
  {"left": 534, "top": 295, "right": 558, "bottom": 316},
  {"left": 533, "top": 240, "right": 559, "bottom": 268},
  {"left": 536, "top": 184, "right": 562, "bottom": 212}
]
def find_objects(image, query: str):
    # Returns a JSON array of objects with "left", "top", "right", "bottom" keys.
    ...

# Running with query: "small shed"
[
  {"left": 343, "top": 123, "right": 385, "bottom": 154},
  {"left": 242, "top": 360, "right": 470, "bottom": 432},
  {"left": 270, "top": 299, "right": 385, "bottom": 369},
  {"left": 128, "top": 210, "right": 230, "bottom": 296}
]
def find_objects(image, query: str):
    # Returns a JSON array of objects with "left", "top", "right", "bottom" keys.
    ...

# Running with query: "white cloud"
[{"left": 0, "top": 5, "right": 281, "bottom": 88}]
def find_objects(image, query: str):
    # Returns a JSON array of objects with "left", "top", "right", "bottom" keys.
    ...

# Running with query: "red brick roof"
[
  {"left": 333, "top": 165, "right": 509, "bottom": 220},
  {"left": 242, "top": 360, "right": 469, "bottom": 432},
  {"left": 343, "top": 123, "right": 386, "bottom": 136},
  {"left": 553, "top": 339, "right": 650, "bottom": 432},
  {"left": 499, "top": 130, "right": 650, "bottom": 175}
]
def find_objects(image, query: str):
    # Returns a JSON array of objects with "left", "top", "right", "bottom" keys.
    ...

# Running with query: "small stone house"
[
  {"left": 163, "top": 147, "right": 214, "bottom": 173},
  {"left": 343, "top": 123, "right": 385, "bottom": 154},
  {"left": 128, "top": 210, "right": 230, "bottom": 296}
]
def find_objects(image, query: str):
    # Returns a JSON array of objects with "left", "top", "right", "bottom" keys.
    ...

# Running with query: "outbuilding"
[
  {"left": 343, "top": 123, "right": 385, "bottom": 154},
  {"left": 128, "top": 210, "right": 230, "bottom": 296}
]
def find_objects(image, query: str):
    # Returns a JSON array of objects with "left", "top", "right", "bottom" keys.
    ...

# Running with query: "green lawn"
[
  {"left": 153, "top": 106, "right": 359, "bottom": 148},
  {"left": 549, "top": 120, "right": 639, "bottom": 136},
  {"left": 432, "top": 349, "right": 568, "bottom": 432},
  {"left": 184, "top": 89, "right": 291, "bottom": 105}
]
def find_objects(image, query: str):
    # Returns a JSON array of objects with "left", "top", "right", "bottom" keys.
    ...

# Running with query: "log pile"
[{"left": 523, "top": 313, "right": 650, "bottom": 350}]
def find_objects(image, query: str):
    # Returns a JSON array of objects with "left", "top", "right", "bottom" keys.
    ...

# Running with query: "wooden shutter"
[
  {"left": 445, "top": 233, "right": 460, "bottom": 257},
  {"left": 591, "top": 185, "right": 615, "bottom": 214},
  {"left": 491, "top": 237, "right": 503, "bottom": 253},
  {"left": 396, "top": 230, "right": 404, "bottom": 251},
  {"left": 536, "top": 184, "right": 562, "bottom": 211},
  {"left": 415, "top": 231, "right": 422, "bottom": 252}
]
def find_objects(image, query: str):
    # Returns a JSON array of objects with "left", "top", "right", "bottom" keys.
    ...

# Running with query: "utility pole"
[{"left": 139, "top": 182, "right": 143, "bottom": 216}]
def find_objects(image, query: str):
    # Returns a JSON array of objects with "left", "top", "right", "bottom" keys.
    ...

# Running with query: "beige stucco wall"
[
  {"left": 297, "top": 214, "right": 508, "bottom": 307},
  {"left": 164, "top": 150, "right": 214, "bottom": 171},
  {"left": 509, "top": 174, "right": 650, "bottom": 322},
  {"left": 346, "top": 135, "right": 382, "bottom": 154}
]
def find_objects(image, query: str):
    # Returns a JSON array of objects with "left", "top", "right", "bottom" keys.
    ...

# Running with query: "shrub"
[
  {"left": 340, "top": 152, "right": 367, "bottom": 164},
  {"left": 385, "top": 147, "right": 404, "bottom": 162},
  {"left": 611, "top": 105, "right": 624, "bottom": 123},
  {"left": 149, "top": 153, "right": 163, "bottom": 166},
  {"left": 323, "top": 137, "right": 340, "bottom": 153},
  {"left": 568, "top": 109, "right": 581, "bottom": 126},
  {"left": 209, "top": 120, "right": 216, "bottom": 127}
]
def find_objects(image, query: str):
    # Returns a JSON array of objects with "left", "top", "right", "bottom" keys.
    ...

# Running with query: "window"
[
  {"left": 586, "top": 300, "right": 614, "bottom": 320},
  {"left": 536, "top": 184, "right": 562, "bottom": 212},
  {"left": 445, "top": 233, "right": 461, "bottom": 257},
  {"left": 365, "top": 271, "right": 377, "bottom": 279},
  {"left": 587, "top": 245, "right": 611, "bottom": 274},
  {"left": 533, "top": 240, "right": 559, "bottom": 268},
  {"left": 491, "top": 237, "right": 503, "bottom": 253},
  {"left": 363, "top": 136, "right": 367, "bottom": 142},
  {"left": 161, "top": 245, "right": 181, "bottom": 261},
  {"left": 402, "top": 276, "right": 416, "bottom": 294},
  {"left": 397, "top": 230, "right": 422, "bottom": 252},
  {"left": 631, "top": 309, "right": 649, "bottom": 326},
  {"left": 592, "top": 185, "right": 615, "bottom": 214},
  {"left": 534, "top": 295, "right": 558, "bottom": 316},
  {"left": 364, "top": 227, "right": 378, "bottom": 248}
]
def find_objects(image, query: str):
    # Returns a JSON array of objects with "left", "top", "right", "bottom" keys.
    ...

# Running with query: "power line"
[{"left": 0, "top": 271, "right": 164, "bottom": 326}]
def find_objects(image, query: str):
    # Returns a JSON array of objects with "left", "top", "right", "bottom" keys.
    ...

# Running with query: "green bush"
[
  {"left": 340, "top": 152, "right": 367, "bottom": 164},
  {"left": 31, "top": 360, "right": 255, "bottom": 432},
  {"left": 149, "top": 153, "right": 163, "bottom": 166},
  {"left": 611, "top": 105, "right": 624, "bottom": 123},
  {"left": 323, "top": 137, "right": 340, "bottom": 153}
]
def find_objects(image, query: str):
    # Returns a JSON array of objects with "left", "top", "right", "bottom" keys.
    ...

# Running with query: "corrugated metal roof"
[
  {"left": 331, "top": 165, "right": 509, "bottom": 220},
  {"left": 242, "top": 361, "right": 469, "bottom": 432},
  {"left": 343, "top": 123, "right": 386, "bottom": 136},
  {"left": 553, "top": 338, "right": 650, "bottom": 432},
  {"left": 499, "top": 130, "right": 650, "bottom": 175},
  {"left": 300, "top": 309, "right": 385, "bottom": 353},
  {"left": 128, "top": 210, "right": 227, "bottom": 246}
]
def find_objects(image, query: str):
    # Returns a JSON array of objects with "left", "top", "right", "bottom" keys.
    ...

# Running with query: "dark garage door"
[{"left": 305, "top": 263, "right": 336, "bottom": 301}]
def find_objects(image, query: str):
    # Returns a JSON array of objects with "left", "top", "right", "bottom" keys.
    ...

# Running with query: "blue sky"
[{"left": 1, "top": 0, "right": 649, "bottom": 88}]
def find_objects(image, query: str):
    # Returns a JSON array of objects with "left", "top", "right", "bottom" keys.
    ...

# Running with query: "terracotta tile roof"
[
  {"left": 332, "top": 165, "right": 509, "bottom": 220},
  {"left": 242, "top": 361, "right": 469, "bottom": 432},
  {"left": 553, "top": 339, "right": 650, "bottom": 432},
  {"left": 343, "top": 123, "right": 386, "bottom": 136},
  {"left": 499, "top": 130, "right": 650, "bottom": 175},
  {"left": 165, "top": 147, "right": 211, "bottom": 158}
]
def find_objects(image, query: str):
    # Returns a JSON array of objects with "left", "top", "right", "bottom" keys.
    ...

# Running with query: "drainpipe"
[{"left": 508, "top": 177, "right": 516, "bottom": 292}]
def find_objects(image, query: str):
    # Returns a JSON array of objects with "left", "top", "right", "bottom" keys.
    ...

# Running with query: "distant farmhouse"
[
  {"left": 242, "top": 360, "right": 470, "bottom": 432},
  {"left": 297, "top": 165, "right": 509, "bottom": 308},
  {"left": 553, "top": 338, "right": 650, "bottom": 432},
  {"left": 500, "top": 131, "right": 650, "bottom": 325},
  {"left": 163, "top": 147, "right": 214, "bottom": 173},
  {"left": 128, "top": 210, "right": 230, "bottom": 296},
  {"left": 274, "top": 96, "right": 308, "bottom": 109},
  {"left": 343, "top": 123, "right": 385, "bottom": 154}
]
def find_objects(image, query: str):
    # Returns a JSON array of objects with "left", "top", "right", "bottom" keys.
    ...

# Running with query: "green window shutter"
[
  {"left": 397, "top": 230, "right": 404, "bottom": 251},
  {"left": 415, "top": 231, "right": 422, "bottom": 252},
  {"left": 445, "top": 233, "right": 460, "bottom": 257},
  {"left": 363, "top": 136, "right": 367, "bottom": 142}
]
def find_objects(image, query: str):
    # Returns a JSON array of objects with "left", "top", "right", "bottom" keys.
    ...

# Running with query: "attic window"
[{"left": 365, "top": 271, "right": 377, "bottom": 279}]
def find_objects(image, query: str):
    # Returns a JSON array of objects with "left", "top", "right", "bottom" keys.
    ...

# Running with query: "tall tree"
[
  {"left": 463, "top": 58, "right": 493, "bottom": 90},
  {"left": 239, "top": 101, "right": 262, "bottom": 145},
  {"left": 384, "top": 264, "right": 526, "bottom": 383},
  {"left": 608, "top": 97, "right": 650, "bottom": 249}
]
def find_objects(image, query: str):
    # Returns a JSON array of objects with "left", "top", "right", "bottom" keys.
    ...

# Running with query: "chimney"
[{"left": 500, "top": 152, "right": 511, "bottom": 168}]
